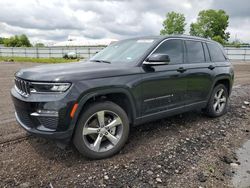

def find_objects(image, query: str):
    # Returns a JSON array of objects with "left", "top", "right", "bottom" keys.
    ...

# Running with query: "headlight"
[{"left": 30, "top": 82, "right": 71, "bottom": 93}]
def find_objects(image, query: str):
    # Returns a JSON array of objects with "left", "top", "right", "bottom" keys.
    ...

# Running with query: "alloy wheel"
[
  {"left": 213, "top": 88, "right": 227, "bottom": 113},
  {"left": 82, "top": 110, "right": 123, "bottom": 152}
]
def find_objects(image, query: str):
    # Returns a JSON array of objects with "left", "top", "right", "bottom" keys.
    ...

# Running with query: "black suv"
[{"left": 11, "top": 35, "right": 234, "bottom": 159}]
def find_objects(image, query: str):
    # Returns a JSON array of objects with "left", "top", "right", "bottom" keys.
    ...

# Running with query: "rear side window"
[
  {"left": 153, "top": 39, "right": 183, "bottom": 64},
  {"left": 207, "top": 43, "right": 226, "bottom": 62},
  {"left": 185, "top": 40, "right": 205, "bottom": 63}
]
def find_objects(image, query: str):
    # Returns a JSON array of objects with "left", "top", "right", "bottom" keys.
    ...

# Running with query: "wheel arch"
[
  {"left": 70, "top": 87, "right": 137, "bottom": 130},
  {"left": 212, "top": 76, "right": 232, "bottom": 95}
]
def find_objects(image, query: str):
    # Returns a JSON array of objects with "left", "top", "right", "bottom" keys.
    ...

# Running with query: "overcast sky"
[{"left": 0, "top": 0, "right": 249, "bottom": 44}]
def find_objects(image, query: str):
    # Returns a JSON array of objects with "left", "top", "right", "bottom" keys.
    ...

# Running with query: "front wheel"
[
  {"left": 73, "top": 101, "right": 130, "bottom": 159},
  {"left": 205, "top": 84, "right": 229, "bottom": 117}
]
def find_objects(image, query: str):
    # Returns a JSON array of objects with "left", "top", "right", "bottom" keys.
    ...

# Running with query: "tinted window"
[
  {"left": 153, "top": 39, "right": 183, "bottom": 64},
  {"left": 185, "top": 41, "right": 205, "bottom": 63},
  {"left": 91, "top": 38, "right": 156, "bottom": 64},
  {"left": 202, "top": 43, "right": 210, "bottom": 62},
  {"left": 207, "top": 43, "right": 226, "bottom": 62}
]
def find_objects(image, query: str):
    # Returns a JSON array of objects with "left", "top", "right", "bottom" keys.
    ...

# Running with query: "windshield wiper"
[{"left": 90, "top": 59, "right": 111, "bottom": 64}]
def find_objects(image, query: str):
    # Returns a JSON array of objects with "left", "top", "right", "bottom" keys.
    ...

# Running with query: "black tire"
[
  {"left": 205, "top": 84, "right": 229, "bottom": 117},
  {"left": 73, "top": 101, "right": 130, "bottom": 159}
]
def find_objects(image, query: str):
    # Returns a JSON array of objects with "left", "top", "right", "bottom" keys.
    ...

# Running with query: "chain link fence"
[
  {"left": 0, "top": 46, "right": 105, "bottom": 59},
  {"left": 0, "top": 46, "right": 249, "bottom": 61},
  {"left": 224, "top": 47, "right": 250, "bottom": 61}
]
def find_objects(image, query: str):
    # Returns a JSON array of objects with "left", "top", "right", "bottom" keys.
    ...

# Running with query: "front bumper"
[
  {"left": 11, "top": 87, "right": 75, "bottom": 141},
  {"left": 15, "top": 112, "right": 73, "bottom": 140}
]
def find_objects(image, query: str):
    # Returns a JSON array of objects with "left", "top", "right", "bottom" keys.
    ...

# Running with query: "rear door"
[{"left": 184, "top": 40, "right": 215, "bottom": 104}]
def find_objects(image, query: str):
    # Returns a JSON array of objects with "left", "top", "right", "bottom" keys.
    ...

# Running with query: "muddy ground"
[{"left": 0, "top": 61, "right": 249, "bottom": 187}]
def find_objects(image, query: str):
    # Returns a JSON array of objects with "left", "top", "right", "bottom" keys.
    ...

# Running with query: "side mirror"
[{"left": 144, "top": 53, "right": 170, "bottom": 66}]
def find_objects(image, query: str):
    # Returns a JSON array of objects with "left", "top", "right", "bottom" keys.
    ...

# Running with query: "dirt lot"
[{"left": 0, "top": 61, "right": 250, "bottom": 187}]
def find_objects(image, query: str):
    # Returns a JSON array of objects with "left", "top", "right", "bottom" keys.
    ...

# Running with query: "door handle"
[
  {"left": 177, "top": 67, "right": 186, "bottom": 73},
  {"left": 208, "top": 65, "right": 215, "bottom": 70}
]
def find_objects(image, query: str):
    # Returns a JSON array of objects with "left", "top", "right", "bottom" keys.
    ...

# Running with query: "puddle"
[{"left": 232, "top": 140, "right": 250, "bottom": 188}]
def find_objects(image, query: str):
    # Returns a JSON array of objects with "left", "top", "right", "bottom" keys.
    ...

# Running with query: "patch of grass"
[{"left": 0, "top": 56, "right": 81, "bottom": 63}]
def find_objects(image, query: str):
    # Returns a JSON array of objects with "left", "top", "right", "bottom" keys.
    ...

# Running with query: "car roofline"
[{"left": 122, "top": 35, "right": 213, "bottom": 43}]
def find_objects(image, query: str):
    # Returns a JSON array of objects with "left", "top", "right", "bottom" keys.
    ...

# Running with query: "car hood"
[{"left": 15, "top": 61, "right": 140, "bottom": 82}]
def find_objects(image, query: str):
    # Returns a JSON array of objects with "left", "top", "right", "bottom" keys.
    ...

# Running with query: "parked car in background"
[
  {"left": 63, "top": 51, "right": 77, "bottom": 59},
  {"left": 11, "top": 35, "right": 234, "bottom": 159}
]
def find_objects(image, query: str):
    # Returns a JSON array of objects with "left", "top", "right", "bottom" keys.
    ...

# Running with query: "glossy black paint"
[{"left": 11, "top": 35, "right": 234, "bottom": 142}]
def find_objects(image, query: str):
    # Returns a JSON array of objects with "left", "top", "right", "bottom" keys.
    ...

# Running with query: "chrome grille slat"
[
  {"left": 14, "top": 77, "right": 30, "bottom": 97},
  {"left": 20, "top": 80, "right": 25, "bottom": 94},
  {"left": 24, "top": 81, "right": 28, "bottom": 94},
  {"left": 27, "top": 82, "right": 30, "bottom": 94},
  {"left": 18, "top": 79, "right": 21, "bottom": 90},
  {"left": 16, "top": 79, "right": 20, "bottom": 90}
]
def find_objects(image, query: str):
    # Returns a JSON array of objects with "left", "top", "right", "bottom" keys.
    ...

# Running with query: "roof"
[
  {"left": 117, "top": 35, "right": 213, "bottom": 46},
  {"left": 160, "top": 34, "right": 213, "bottom": 42},
  {"left": 167, "top": 34, "right": 213, "bottom": 42},
  {"left": 126, "top": 34, "right": 213, "bottom": 42}
]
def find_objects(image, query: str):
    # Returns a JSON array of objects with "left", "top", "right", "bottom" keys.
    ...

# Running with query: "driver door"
[{"left": 141, "top": 39, "right": 188, "bottom": 116}]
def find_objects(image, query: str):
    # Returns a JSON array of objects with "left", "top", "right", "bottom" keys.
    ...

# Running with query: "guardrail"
[{"left": 0, "top": 46, "right": 249, "bottom": 61}]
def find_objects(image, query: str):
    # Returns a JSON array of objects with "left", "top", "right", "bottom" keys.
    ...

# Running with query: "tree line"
[
  {"left": 0, "top": 34, "right": 45, "bottom": 47},
  {"left": 160, "top": 9, "right": 244, "bottom": 46}
]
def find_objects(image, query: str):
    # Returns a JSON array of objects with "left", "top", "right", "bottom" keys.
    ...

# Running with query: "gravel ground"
[{"left": 0, "top": 61, "right": 250, "bottom": 187}]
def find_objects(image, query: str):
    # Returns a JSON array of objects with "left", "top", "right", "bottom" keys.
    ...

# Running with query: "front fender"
[{"left": 69, "top": 86, "right": 137, "bottom": 131}]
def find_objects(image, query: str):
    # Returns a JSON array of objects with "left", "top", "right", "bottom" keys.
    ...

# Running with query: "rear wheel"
[
  {"left": 73, "top": 101, "right": 129, "bottom": 159},
  {"left": 205, "top": 84, "right": 229, "bottom": 117}
]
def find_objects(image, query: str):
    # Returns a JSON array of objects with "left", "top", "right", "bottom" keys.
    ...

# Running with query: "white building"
[{"left": 52, "top": 36, "right": 118, "bottom": 47}]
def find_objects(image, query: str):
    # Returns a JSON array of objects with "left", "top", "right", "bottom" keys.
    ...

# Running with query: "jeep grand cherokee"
[{"left": 11, "top": 35, "right": 234, "bottom": 159}]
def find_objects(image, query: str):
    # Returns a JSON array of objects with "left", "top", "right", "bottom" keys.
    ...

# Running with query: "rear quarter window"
[{"left": 207, "top": 43, "right": 226, "bottom": 62}]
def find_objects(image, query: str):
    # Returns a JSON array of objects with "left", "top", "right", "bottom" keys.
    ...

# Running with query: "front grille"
[{"left": 15, "top": 77, "right": 30, "bottom": 97}]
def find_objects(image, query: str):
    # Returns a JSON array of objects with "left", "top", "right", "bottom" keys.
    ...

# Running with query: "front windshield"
[{"left": 90, "top": 39, "right": 156, "bottom": 64}]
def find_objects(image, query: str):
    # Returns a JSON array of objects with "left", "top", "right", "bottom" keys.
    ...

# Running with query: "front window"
[
  {"left": 153, "top": 39, "right": 184, "bottom": 64},
  {"left": 90, "top": 39, "right": 156, "bottom": 64}
]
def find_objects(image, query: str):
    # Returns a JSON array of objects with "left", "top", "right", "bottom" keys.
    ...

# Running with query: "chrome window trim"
[{"left": 142, "top": 37, "right": 211, "bottom": 65}]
